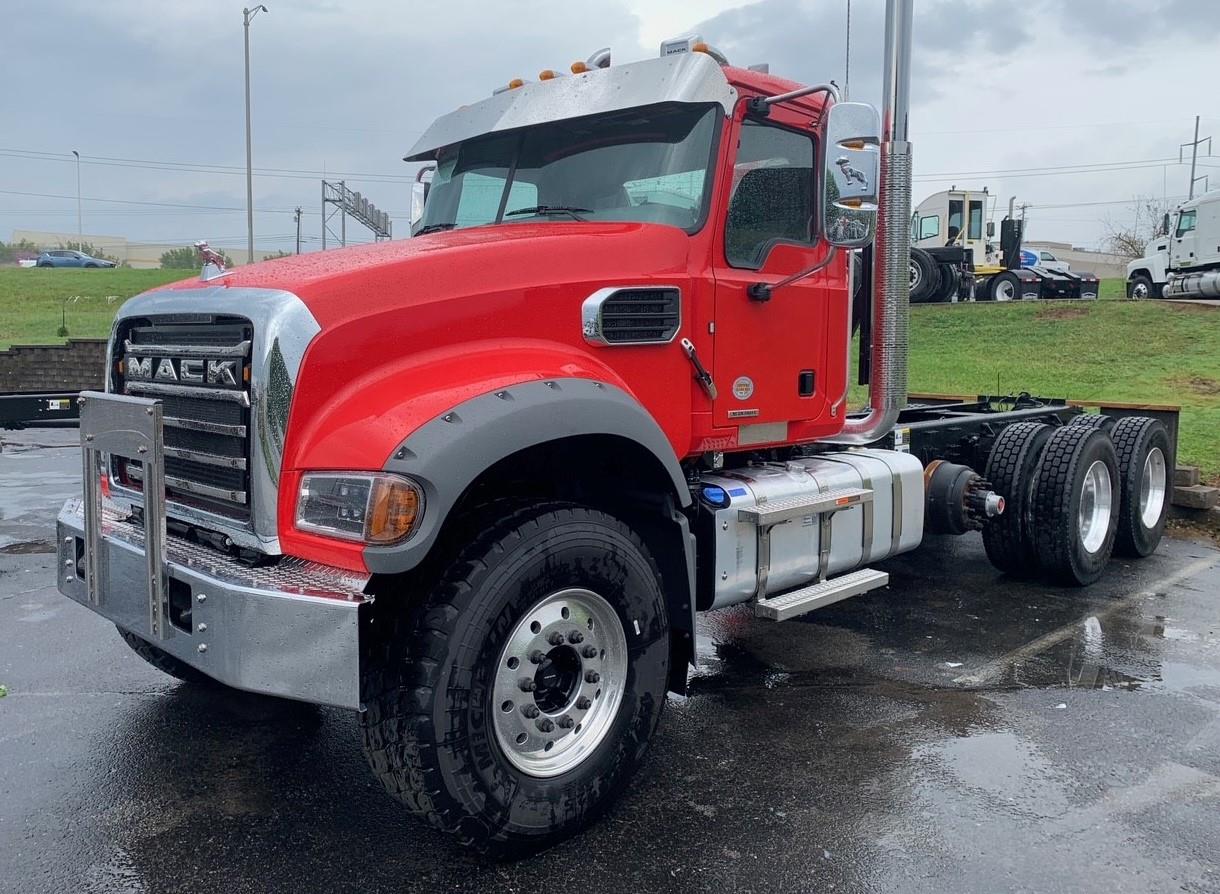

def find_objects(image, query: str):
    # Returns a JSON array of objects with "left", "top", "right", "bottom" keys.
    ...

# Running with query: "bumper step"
[{"left": 754, "top": 568, "right": 889, "bottom": 621}]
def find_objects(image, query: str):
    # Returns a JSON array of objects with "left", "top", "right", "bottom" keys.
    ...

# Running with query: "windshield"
[{"left": 418, "top": 103, "right": 720, "bottom": 233}]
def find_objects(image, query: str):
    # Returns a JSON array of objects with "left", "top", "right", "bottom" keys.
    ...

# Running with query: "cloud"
[
  {"left": 690, "top": 0, "right": 1034, "bottom": 107},
  {"left": 0, "top": 0, "right": 1215, "bottom": 251}
]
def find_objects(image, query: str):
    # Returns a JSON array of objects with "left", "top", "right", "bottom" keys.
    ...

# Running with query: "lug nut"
[
  {"left": 529, "top": 650, "right": 546, "bottom": 664},
  {"left": 518, "top": 678, "right": 537, "bottom": 692},
  {"left": 521, "top": 704, "right": 540, "bottom": 719},
  {"left": 557, "top": 715, "right": 575, "bottom": 729},
  {"left": 547, "top": 631, "right": 565, "bottom": 646},
  {"left": 536, "top": 718, "right": 555, "bottom": 733},
  {"left": 585, "top": 671, "right": 600, "bottom": 684},
  {"left": 582, "top": 645, "right": 598, "bottom": 659},
  {"left": 568, "top": 631, "right": 584, "bottom": 644},
  {"left": 575, "top": 696, "right": 592, "bottom": 710}
]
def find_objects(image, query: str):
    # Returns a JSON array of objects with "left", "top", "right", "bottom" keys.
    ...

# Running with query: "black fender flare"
[{"left": 365, "top": 377, "right": 692, "bottom": 576}]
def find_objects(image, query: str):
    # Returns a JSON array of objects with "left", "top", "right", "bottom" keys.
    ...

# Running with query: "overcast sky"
[{"left": 3, "top": 0, "right": 1218, "bottom": 254}]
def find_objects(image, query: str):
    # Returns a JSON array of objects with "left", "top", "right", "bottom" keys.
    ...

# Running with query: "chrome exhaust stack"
[{"left": 836, "top": 0, "right": 913, "bottom": 444}]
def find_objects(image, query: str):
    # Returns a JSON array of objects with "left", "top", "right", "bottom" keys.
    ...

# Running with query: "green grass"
[
  {"left": 851, "top": 292, "right": 1220, "bottom": 479},
  {"left": 2, "top": 269, "right": 1216, "bottom": 476},
  {"left": 0, "top": 268, "right": 187, "bottom": 349}
]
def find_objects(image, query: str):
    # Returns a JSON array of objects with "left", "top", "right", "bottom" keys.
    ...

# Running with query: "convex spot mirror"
[{"left": 822, "top": 102, "right": 880, "bottom": 248}]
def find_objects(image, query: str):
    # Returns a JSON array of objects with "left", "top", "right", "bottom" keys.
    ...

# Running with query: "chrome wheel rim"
[
  {"left": 1078, "top": 460, "right": 1113, "bottom": 554},
  {"left": 995, "top": 279, "right": 1016, "bottom": 301},
  {"left": 492, "top": 588, "right": 627, "bottom": 778},
  {"left": 1132, "top": 281, "right": 1149, "bottom": 299},
  {"left": 910, "top": 259, "right": 922, "bottom": 291},
  {"left": 1139, "top": 447, "right": 1167, "bottom": 529}
]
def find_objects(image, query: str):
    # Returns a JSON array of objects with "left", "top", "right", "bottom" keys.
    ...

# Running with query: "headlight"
[{"left": 295, "top": 473, "right": 423, "bottom": 545}]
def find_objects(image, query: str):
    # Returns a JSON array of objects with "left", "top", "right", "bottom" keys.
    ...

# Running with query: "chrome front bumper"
[{"left": 57, "top": 392, "right": 370, "bottom": 709}]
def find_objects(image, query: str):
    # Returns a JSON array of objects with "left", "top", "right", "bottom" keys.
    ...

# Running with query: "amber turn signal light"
[{"left": 366, "top": 476, "right": 422, "bottom": 544}]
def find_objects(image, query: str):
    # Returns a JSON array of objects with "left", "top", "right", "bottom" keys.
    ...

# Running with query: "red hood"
[{"left": 162, "top": 222, "right": 693, "bottom": 328}]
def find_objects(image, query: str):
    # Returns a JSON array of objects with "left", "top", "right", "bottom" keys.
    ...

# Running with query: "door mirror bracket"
[{"left": 748, "top": 247, "right": 839, "bottom": 302}]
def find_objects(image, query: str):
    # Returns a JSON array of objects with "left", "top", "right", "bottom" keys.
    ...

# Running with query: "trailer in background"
[{"left": 0, "top": 392, "right": 79, "bottom": 431}]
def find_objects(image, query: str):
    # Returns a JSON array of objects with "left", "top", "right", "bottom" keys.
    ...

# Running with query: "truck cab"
[
  {"left": 1127, "top": 190, "right": 1220, "bottom": 298},
  {"left": 911, "top": 187, "right": 993, "bottom": 267}
]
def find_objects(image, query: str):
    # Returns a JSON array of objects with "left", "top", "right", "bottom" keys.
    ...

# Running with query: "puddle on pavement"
[
  {"left": 0, "top": 540, "right": 54, "bottom": 554},
  {"left": 915, "top": 730, "right": 1073, "bottom": 820}
]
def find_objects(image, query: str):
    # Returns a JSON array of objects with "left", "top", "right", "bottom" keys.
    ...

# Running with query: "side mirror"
[
  {"left": 410, "top": 164, "right": 436, "bottom": 233},
  {"left": 821, "top": 102, "right": 880, "bottom": 249},
  {"left": 986, "top": 221, "right": 995, "bottom": 238}
]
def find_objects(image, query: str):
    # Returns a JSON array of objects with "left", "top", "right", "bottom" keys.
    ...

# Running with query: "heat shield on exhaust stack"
[{"left": 833, "top": 0, "right": 913, "bottom": 445}]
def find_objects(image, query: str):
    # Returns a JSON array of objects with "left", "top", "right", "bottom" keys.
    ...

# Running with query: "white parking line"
[{"left": 954, "top": 555, "right": 1219, "bottom": 686}]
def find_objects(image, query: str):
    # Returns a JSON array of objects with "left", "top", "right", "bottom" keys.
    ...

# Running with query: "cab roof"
[{"left": 404, "top": 52, "right": 830, "bottom": 162}]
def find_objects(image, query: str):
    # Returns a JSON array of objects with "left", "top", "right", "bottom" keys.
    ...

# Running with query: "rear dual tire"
[
  {"left": 1111, "top": 417, "right": 1171, "bottom": 557},
  {"left": 1032, "top": 426, "right": 1120, "bottom": 586},
  {"left": 910, "top": 249, "right": 940, "bottom": 303},
  {"left": 983, "top": 416, "right": 1169, "bottom": 584},
  {"left": 982, "top": 422, "right": 1053, "bottom": 577}
]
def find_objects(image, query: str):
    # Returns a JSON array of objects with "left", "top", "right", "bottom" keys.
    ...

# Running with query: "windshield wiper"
[
  {"left": 415, "top": 223, "right": 456, "bottom": 235},
  {"left": 505, "top": 205, "right": 591, "bottom": 221}
]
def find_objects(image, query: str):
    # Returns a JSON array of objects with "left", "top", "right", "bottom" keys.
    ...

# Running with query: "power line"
[{"left": 914, "top": 156, "right": 1187, "bottom": 181}]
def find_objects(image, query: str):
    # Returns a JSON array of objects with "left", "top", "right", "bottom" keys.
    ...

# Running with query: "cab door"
[
  {"left": 1174, "top": 208, "right": 1198, "bottom": 269},
  {"left": 710, "top": 109, "right": 843, "bottom": 439}
]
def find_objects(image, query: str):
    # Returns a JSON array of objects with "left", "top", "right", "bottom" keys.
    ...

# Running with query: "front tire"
[
  {"left": 117, "top": 627, "right": 216, "bottom": 685},
  {"left": 1128, "top": 274, "right": 1162, "bottom": 299},
  {"left": 361, "top": 503, "right": 670, "bottom": 856}
]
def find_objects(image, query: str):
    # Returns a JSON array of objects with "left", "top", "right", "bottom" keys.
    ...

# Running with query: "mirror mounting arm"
[
  {"left": 746, "top": 82, "right": 841, "bottom": 118},
  {"left": 748, "top": 246, "right": 839, "bottom": 302}
]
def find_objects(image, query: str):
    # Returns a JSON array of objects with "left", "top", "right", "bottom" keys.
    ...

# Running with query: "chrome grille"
[{"left": 116, "top": 316, "right": 253, "bottom": 520}]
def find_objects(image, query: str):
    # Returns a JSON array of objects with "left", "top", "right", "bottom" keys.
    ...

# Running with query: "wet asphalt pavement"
[{"left": 3, "top": 428, "right": 1220, "bottom": 894}]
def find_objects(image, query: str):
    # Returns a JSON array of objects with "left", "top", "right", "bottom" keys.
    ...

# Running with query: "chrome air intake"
[{"left": 837, "top": 0, "right": 913, "bottom": 444}]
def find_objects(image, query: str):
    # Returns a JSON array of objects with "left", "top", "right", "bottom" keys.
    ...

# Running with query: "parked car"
[
  {"left": 1019, "top": 247, "right": 1071, "bottom": 273},
  {"left": 35, "top": 250, "right": 117, "bottom": 268}
]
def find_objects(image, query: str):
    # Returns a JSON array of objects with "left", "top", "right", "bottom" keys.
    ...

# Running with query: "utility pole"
[
  {"left": 1180, "top": 115, "right": 1212, "bottom": 200},
  {"left": 294, "top": 206, "right": 302, "bottom": 254},
  {"left": 243, "top": 5, "right": 268, "bottom": 264},
  {"left": 71, "top": 150, "right": 82, "bottom": 244}
]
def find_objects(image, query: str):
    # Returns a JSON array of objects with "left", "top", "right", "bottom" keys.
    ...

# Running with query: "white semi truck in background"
[{"left": 1127, "top": 190, "right": 1220, "bottom": 299}]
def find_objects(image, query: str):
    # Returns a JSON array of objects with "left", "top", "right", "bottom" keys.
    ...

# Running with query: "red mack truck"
[{"left": 57, "top": 0, "right": 1175, "bottom": 855}]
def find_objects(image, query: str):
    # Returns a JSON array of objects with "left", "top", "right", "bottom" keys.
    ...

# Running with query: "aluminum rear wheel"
[
  {"left": 1139, "top": 447, "right": 1167, "bottom": 529},
  {"left": 1078, "top": 460, "right": 1113, "bottom": 555},
  {"left": 493, "top": 588, "right": 627, "bottom": 778}
]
